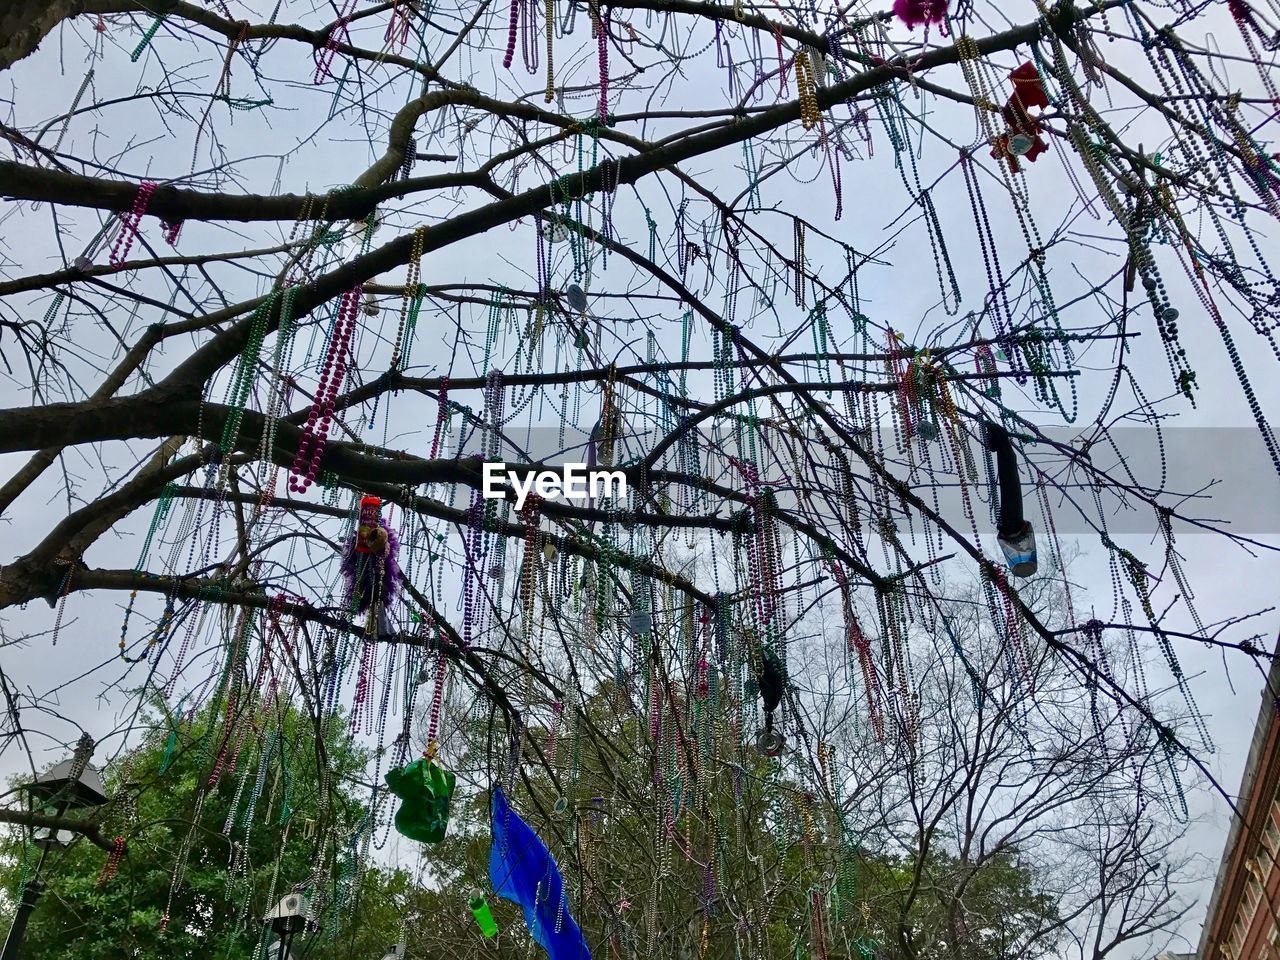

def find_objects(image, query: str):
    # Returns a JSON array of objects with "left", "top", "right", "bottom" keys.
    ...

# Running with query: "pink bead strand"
[
  {"left": 314, "top": 1, "right": 356, "bottom": 83},
  {"left": 109, "top": 180, "right": 157, "bottom": 268}
]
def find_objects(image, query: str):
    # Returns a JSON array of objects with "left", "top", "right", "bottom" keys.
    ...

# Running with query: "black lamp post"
[
  {"left": 1, "top": 734, "right": 108, "bottom": 960},
  {"left": 264, "top": 892, "right": 310, "bottom": 960}
]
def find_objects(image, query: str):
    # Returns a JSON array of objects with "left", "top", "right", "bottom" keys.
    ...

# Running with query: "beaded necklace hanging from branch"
[
  {"left": 885, "top": 329, "right": 915, "bottom": 450},
  {"left": 1155, "top": 726, "right": 1190, "bottom": 821},
  {"left": 591, "top": 0, "right": 609, "bottom": 120},
  {"left": 219, "top": 290, "right": 279, "bottom": 486},
  {"left": 109, "top": 180, "right": 157, "bottom": 267},
  {"left": 518, "top": 494, "right": 544, "bottom": 640},
  {"left": 544, "top": 0, "right": 556, "bottom": 101},
  {"left": 1115, "top": 548, "right": 1212, "bottom": 750},
  {"left": 462, "top": 495, "right": 486, "bottom": 649},
  {"left": 794, "top": 51, "right": 821, "bottom": 131},
  {"left": 290, "top": 284, "right": 361, "bottom": 494},
  {"left": 959, "top": 155, "right": 1018, "bottom": 370},
  {"left": 1045, "top": 48, "right": 1193, "bottom": 408},
  {"left": 392, "top": 227, "right": 426, "bottom": 371},
  {"left": 315, "top": 0, "right": 357, "bottom": 83},
  {"left": 956, "top": 38, "right": 1070, "bottom": 399},
  {"left": 882, "top": 84, "right": 960, "bottom": 314},
  {"left": 117, "top": 484, "right": 179, "bottom": 663},
  {"left": 1079, "top": 619, "right": 1115, "bottom": 745},
  {"left": 256, "top": 287, "right": 299, "bottom": 491},
  {"left": 502, "top": 0, "right": 521, "bottom": 68},
  {"left": 385, "top": 0, "right": 414, "bottom": 52},
  {"left": 742, "top": 137, "right": 763, "bottom": 210},
  {"left": 986, "top": 560, "right": 1032, "bottom": 691},
  {"left": 831, "top": 563, "right": 884, "bottom": 741},
  {"left": 810, "top": 304, "right": 834, "bottom": 394},
  {"left": 1157, "top": 183, "right": 1280, "bottom": 476},
  {"left": 875, "top": 585, "right": 916, "bottom": 741},
  {"left": 793, "top": 220, "right": 808, "bottom": 308},
  {"left": 130, "top": 15, "right": 166, "bottom": 61},
  {"left": 521, "top": 0, "right": 540, "bottom": 72}
]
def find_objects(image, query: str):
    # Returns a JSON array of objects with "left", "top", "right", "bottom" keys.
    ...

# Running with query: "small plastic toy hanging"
[
  {"left": 341, "top": 495, "right": 403, "bottom": 637},
  {"left": 986, "top": 423, "right": 1038, "bottom": 577},
  {"left": 384, "top": 753, "right": 456, "bottom": 844},
  {"left": 754, "top": 647, "right": 786, "bottom": 756}
]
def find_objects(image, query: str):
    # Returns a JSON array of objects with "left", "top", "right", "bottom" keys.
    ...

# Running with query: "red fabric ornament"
[
  {"left": 991, "top": 62, "right": 1050, "bottom": 171},
  {"left": 1008, "top": 61, "right": 1049, "bottom": 111}
]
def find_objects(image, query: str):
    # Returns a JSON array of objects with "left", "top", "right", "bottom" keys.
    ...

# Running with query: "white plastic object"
[{"left": 998, "top": 522, "right": 1038, "bottom": 578}]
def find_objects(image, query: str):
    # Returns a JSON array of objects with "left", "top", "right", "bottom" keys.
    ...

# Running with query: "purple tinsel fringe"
[{"left": 339, "top": 520, "right": 402, "bottom": 614}]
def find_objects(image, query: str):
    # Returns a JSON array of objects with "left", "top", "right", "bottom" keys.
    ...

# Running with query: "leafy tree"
[{"left": 0, "top": 696, "right": 408, "bottom": 960}]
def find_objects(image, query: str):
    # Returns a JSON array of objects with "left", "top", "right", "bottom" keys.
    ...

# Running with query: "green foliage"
[
  {"left": 858, "top": 846, "right": 1062, "bottom": 960},
  {"left": 0, "top": 696, "right": 406, "bottom": 960}
]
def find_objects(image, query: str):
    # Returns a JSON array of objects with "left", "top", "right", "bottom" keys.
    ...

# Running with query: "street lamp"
[
  {"left": 264, "top": 937, "right": 298, "bottom": 960},
  {"left": 264, "top": 891, "right": 310, "bottom": 960},
  {"left": 1, "top": 734, "right": 108, "bottom": 960}
]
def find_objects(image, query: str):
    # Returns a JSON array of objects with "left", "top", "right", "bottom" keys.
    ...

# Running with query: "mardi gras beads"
[
  {"left": 793, "top": 219, "right": 807, "bottom": 308},
  {"left": 290, "top": 284, "right": 361, "bottom": 493},
  {"left": 392, "top": 228, "right": 426, "bottom": 371},
  {"left": 544, "top": 0, "right": 555, "bottom": 101},
  {"left": 795, "top": 51, "right": 821, "bottom": 131},
  {"left": 109, "top": 180, "right": 157, "bottom": 267},
  {"left": 220, "top": 290, "right": 279, "bottom": 480}
]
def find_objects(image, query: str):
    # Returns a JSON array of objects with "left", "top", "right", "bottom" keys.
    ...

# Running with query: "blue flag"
[{"left": 489, "top": 786, "right": 592, "bottom": 960}]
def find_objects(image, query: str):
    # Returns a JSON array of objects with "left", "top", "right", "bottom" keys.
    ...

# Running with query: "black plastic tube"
[
  {"left": 758, "top": 651, "right": 785, "bottom": 715},
  {"left": 985, "top": 422, "right": 1025, "bottom": 538}
]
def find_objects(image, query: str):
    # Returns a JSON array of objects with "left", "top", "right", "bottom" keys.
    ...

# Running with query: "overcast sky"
[{"left": 2, "top": 2, "right": 1279, "bottom": 956}]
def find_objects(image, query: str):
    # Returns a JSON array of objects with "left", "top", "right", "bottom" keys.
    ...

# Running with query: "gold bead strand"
[
  {"left": 795, "top": 51, "right": 821, "bottom": 131},
  {"left": 954, "top": 35, "right": 1000, "bottom": 144},
  {"left": 393, "top": 226, "right": 425, "bottom": 371},
  {"left": 545, "top": 0, "right": 555, "bottom": 104}
]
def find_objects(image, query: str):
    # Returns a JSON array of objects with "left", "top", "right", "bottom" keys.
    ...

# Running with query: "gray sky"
[{"left": 2, "top": 2, "right": 1279, "bottom": 957}]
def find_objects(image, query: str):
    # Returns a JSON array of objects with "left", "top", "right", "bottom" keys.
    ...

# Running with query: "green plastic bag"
[{"left": 385, "top": 757, "right": 455, "bottom": 844}]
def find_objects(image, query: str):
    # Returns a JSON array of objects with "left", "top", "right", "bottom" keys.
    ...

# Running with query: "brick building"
[{"left": 1197, "top": 638, "right": 1280, "bottom": 960}]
